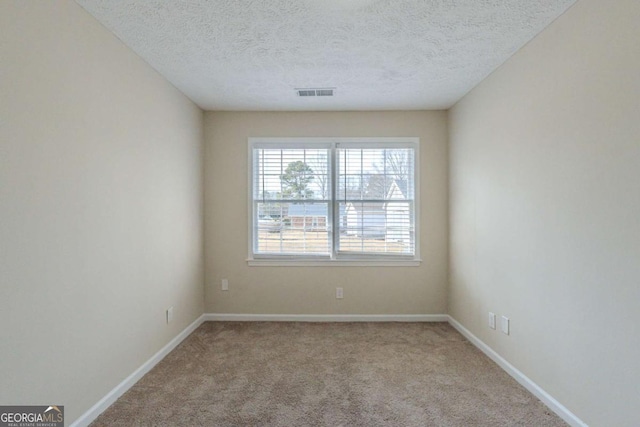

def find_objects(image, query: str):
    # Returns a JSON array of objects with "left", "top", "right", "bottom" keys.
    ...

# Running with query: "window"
[{"left": 249, "top": 138, "right": 419, "bottom": 265}]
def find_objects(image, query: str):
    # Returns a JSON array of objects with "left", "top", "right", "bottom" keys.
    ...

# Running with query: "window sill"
[{"left": 247, "top": 259, "right": 422, "bottom": 267}]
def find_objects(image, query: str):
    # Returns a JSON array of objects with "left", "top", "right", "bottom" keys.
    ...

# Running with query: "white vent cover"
[{"left": 295, "top": 88, "right": 335, "bottom": 97}]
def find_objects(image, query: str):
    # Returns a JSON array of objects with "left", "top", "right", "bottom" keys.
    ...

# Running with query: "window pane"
[
  {"left": 254, "top": 148, "right": 329, "bottom": 201},
  {"left": 337, "top": 147, "right": 415, "bottom": 255},
  {"left": 254, "top": 147, "right": 331, "bottom": 255},
  {"left": 255, "top": 202, "right": 330, "bottom": 255},
  {"left": 337, "top": 201, "right": 413, "bottom": 254}
]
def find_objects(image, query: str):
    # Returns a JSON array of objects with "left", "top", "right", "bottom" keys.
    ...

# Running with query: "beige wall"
[
  {"left": 449, "top": 0, "right": 640, "bottom": 425},
  {"left": 204, "top": 111, "right": 448, "bottom": 315},
  {"left": 0, "top": 1, "right": 204, "bottom": 423}
]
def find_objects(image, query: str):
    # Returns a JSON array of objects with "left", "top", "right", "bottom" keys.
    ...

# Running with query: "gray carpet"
[{"left": 91, "top": 322, "right": 566, "bottom": 426}]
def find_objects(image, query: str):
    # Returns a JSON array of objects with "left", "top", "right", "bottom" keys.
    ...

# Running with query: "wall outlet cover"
[
  {"left": 501, "top": 316, "right": 510, "bottom": 335},
  {"left": 489, "top": 312, "right": 496, "bottom": 329}
]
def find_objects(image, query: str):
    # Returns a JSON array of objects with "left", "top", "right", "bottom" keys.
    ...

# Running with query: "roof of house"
[
  {"left": 391, "top": 179, "right": 409, "bottom": 197},
  {"left": 287, "top": 204, "right": 328, "bottom": 217}
]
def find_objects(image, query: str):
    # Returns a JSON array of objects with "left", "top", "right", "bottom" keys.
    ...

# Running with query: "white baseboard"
[
  {"left": 203, "top": 313, "right": 449, "bottom": 322},
  {"left": 447, "top": 316, "right": 587, "bottom": 427},
  {"left": 70, "top": 314, "right": 206, "bottom": 427}
]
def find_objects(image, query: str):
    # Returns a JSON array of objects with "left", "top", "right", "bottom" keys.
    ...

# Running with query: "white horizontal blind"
[
  {"left": 253, "top": 147, "right": 331, "bottom": 256},
  {"left": 336, "top": 147, "right": 415, "bottom": 255},
  {"left": 250, "top": 139, "right": 417, "bottom": 260}
]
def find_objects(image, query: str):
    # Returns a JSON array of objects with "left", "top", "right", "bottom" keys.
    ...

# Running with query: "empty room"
[{"left": 1, "top": 0, "right": 638, "bottom": 426}]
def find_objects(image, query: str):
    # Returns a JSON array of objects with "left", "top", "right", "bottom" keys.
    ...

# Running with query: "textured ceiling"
[{"left": 76, "top": 0, "right": 576, "bottom": 111}]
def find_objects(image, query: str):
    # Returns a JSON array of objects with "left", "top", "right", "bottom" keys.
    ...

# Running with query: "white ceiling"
[{"left": 76, "top": 0, "right": 576, "bottom": 111}]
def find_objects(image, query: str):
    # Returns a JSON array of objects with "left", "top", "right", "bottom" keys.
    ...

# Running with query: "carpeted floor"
[{"left": 91, "top": 322, "right": 567, "bottom": 426}]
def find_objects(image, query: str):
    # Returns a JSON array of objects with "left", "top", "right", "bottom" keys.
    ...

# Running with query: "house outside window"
[{"left": 249, "top": 138, "right": 420, "bottom": 266}]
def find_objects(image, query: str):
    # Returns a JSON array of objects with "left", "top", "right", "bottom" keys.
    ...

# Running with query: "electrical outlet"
[
  {"left": 166, "top": 307, "right": 174, "bottom": 324},
  {"left": 488, "top": 312, "right": 496, "bottom": 329},
  {"left": 221, "top": 279, "right": 229, "bottom": 291},
  {"left": 336, "top": 287, "right": 343, "bottom": 299},
  {"left": 501, "top": 316, "right": 510, "bottom": 335}
]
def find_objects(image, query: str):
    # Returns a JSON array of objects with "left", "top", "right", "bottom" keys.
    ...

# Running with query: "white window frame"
[{"left": 247, "top": 137, "right": 421, "bottom": 266}]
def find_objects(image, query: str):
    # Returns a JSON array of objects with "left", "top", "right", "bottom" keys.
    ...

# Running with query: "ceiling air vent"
[
  {"left": 315, "top": 89, "right": 334, "bottom": 96},
  {"left": 295, "top": 88, "right": 335, "bottom": 97}
]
